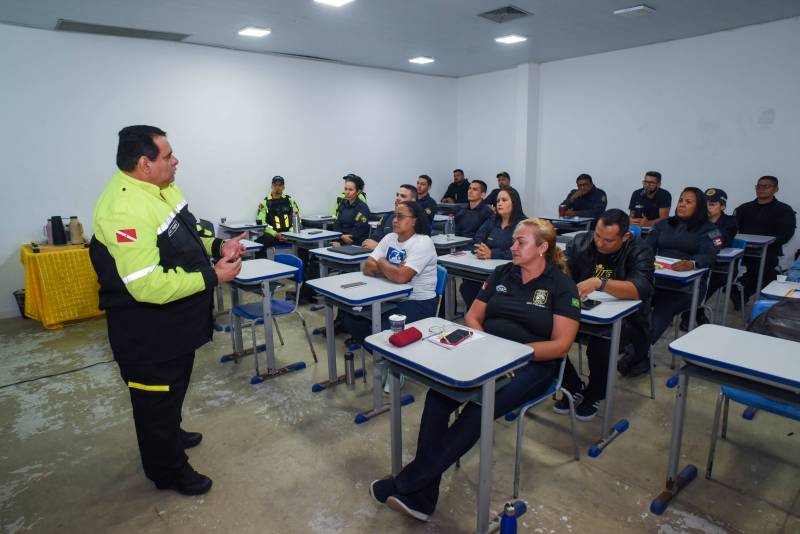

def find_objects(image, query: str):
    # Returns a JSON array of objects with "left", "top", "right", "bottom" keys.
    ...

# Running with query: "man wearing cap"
[
  {"left": 256, "top": 176, "right": 301, "bottom": 248},
  {"left": 680, "top": 188, "right": 738, "bottom": 329},
  {"left": 484, "top": 171, "right": 511, "bottom": 211}
]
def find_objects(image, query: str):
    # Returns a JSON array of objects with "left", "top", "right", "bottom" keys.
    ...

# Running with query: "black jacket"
[
  {"left": 442, "top": 180, "right": 470, "bottom": 204},
  {"left": 334, "top": 197, "right": 371, "bottom": 245},
  {"left": 567, "top": 231, "right": 655, "bottom": 348},
  {"left": 473, "top": 216, "right": 520, "bottom": 260},
  {"left": 562, "top": 186, "right": 607, "bottom": 218},
  {"left": 416, "top": 194, "right": 437, "bottom": 221},
  {"left": 455, "top": 201, "right": 492, "bottom": 239},
  {"left": 734, "top": 198, "right": 796, "bottom": 256}
]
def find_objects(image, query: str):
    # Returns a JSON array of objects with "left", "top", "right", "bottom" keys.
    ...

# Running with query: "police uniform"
[
  {"left": 441, "top": 179, "right": 470, "bottom": 204},
  {"left": 390, "top": 262, "right": 580, "bottom": 515},
  {"left": 89, "top": 169, "right": 223, "bottom": 487},
  {"left": 454, "top": 201, "right": 492, "bottom": 239},
  {"left": 416, "top": 194, "right": 437, "bottom": 222},
  {"left": 484, "top": 188, "right": 501, "bottom": 207},
  {"left": 645, "top": 217, "right": 722, "bottom": 344},
  {"left": 331, "top": 191, "right": 368, "bottom": 216},
  {"left": 256, "top": 193, "right": 300, "bottom": 247},
  {"left": 561, "top": 186, "right": 607, "bottom": 218},
  {"left": 370, "top": 212, "right": 394, "bottom": 243},
  {"left": 628, "top": 188, "right": 672, "bottom": 221},
  {"left": 734, "top": 196, "right": 797, "bottom": 301},
  {"left": 333, "top": 196, "right": 371, "bottom": 245}
]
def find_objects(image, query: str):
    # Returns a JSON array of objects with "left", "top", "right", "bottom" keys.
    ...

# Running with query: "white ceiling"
[{"left": 2, "top": 0, "right": 799, "bottom": 77}]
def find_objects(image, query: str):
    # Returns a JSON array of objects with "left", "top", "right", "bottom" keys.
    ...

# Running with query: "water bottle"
[
  {"left": 344, "top": 351, "right": 355, "bottom": 386},
  {"left": 499, "top": 502, "right": 517, "bottom": 534},
  {"left": 446, "top": 213, "right": 455, "bottom": 240},
  {"left": 292, "top": 211, "right": 302, "bottom": 232}
]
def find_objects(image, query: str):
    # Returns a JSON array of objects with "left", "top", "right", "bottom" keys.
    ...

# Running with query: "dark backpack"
[{"left": 746, "top": 299, "right": 800, "bottom": 342}]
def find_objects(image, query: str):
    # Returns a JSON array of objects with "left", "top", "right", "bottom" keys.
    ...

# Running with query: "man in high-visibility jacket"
[
  {"left": 255, "top": 175, "right": 300, "bottom": 247},
  {"left": 90, "top": 125, "right": 244, "bottom": 496}
]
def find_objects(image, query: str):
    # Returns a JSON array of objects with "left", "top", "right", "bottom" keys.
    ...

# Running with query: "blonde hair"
[{"left": 515, "top": 218, "right": 570, "bottom": 275}]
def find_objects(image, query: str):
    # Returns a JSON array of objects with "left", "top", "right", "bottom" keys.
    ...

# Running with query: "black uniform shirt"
[
  {"left": 476, "top": 263, "right": 580, "bottom": 345},
  {"left": 417, "top": 194, "right": 438, "bottom": 222},
  {"left": 629, "top": 188, "right": 672, "bottom": 221},
  {"left": 646, "top": 218, "right": 721, "bottom": 268},
  {"left": 734, "top": 198, "right": 797, "bottom": 256},
  {"left": 713, "top": 213, "right": 739, "bottom": 248},
  {"left": 334, "top": 197, "right": 371, "bottom": 245},
  {"left": 473, "top": 216, "right": 520, "bottom": 260},
  {"left": 485, "top": 188, "right": 501, "bottom": 207},
  {"left": 455, "top": 201, "right": 492, "bottom": 239},
  {"left": 562, "top": 187, "right": 607, "bottom": 218},
  {"left": 442, "top": 180, "right": 470, "bottom": 204},
  {"left": 371, "top": 212, "right": 394, "bottom": 242}
]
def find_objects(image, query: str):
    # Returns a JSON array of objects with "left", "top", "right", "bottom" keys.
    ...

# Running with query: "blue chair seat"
[
  {"left": 722, "top": 386, "right": 800, "bottom": 421},
  {"left": 232, "top": 299, "right": 295, "bottom": 321}
]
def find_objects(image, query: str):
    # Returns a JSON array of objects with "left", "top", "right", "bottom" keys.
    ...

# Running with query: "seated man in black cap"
[{"left": 256, "top": 176, "right": 301, "bottom": 247}]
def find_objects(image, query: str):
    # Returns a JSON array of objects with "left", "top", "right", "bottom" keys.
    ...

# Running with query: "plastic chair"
[
  {"left": 229, "top": 254, "right": 318, "bottom": 366},
  {"left": 629, "top": 224, "right": 641, "bottom": 238},
  {"left": 504, "top": 357, "right": 580, "bottom": 498},
  {"left": 436, "top": 265, "right": 447, "bottom": 311}
]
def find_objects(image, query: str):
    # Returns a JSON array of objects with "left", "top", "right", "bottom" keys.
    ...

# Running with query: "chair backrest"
[
  {"left": 731, "top": 238, "right": 747, "bottom": 250},
  {"left": 436, "top": 265, "right": 447, "bottom": 297},
  {"left": 274, "top": 253, "right": 304, "bottom": 284},
  {"left": 629, "top": 224, "right": 641, "bottom": 238}
]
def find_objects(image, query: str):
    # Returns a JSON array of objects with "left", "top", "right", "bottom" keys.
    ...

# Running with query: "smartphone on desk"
[
  {"left": 581, "top": 299, "right": 602, "bottom": 310},
  {"left": 441, "top": 328, "right": 472, "bottom": 346},
  {"left": 306, "top": 230, "right": 323, "bottom": 235}
]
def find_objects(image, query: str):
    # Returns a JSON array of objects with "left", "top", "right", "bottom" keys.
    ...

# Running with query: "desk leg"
[
  {"left": 219, "top": 285, "right": 264, "bottom": 364},
  {"left": 588, "top": 319, "right": 629, "bottom": 457},
  {"left": 755, "top": 245, "right": 768, "bottom": 299},
  {"left": 311, "top": 302, "right": 356, "bottom": 392},
  {"left": 476, "top": 379, "right": 496, "bottom": 534},
  {"left": 251, "top": 279, "right": 307, "bottom": 384},
  {"left": 721, "top": 261, "right": 735, "bottom": 325},
  {"left": 390, "top": 368, "right": 402, "bottom": 476},
  {"left": 320, "top": 262, "right": 328, "bottom": 278},
  {"left": 445, "top": 274, "right": 455, "bottom": 321},
  {"left": 688, "top": 277, "right": 700, "bottom": 331},
  {"left": 650, "top": 370, "right": 697, "bottom": 514}
]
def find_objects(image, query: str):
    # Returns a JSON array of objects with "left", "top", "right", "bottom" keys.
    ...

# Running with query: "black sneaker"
[
  {"left": 386, "top": 494, "right": 431, "bottom": 522},
  {"left": 155, "top": 463, "right": 212, "bottom": 496},
  {"left": 369, "top": 476, "right": 395, "bottom": 504},
  {"left": 180, "top": 429, "right": 202, "bottom": 449},
  {"left": 575, "top": 398, "right": 601, "bottom": 421},
  {"left": 625, "top": 358, "right": 651, "bottom": 378},
  {"left": 553, "top": 390, "right": 583, "bottom": 415}
]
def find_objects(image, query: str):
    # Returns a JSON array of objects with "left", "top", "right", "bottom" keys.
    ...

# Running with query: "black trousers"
[
  {"left": 117, "top": 352, "right": 195, "bottom": 485},
  {"left": 393, "top": 361, "right": 555, "bottom": 514},
  {"left": 741, "top": 254, "right": 778, "bottom": 302}
]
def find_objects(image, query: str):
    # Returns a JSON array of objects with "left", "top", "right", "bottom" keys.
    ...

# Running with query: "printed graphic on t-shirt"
[
  {"left": 386, "top": 246, "right": 407, "bottom": 265},
  {"left": 594, "top": 263, "right": 614, "bottom": 280}
]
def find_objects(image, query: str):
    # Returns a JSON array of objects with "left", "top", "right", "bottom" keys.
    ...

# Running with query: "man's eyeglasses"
[
  {"left": 755, "top": 183, "right": 774, "bottom": 190},
  {"left": 642, "top": 180, "right": 658, "bottom": 186}
]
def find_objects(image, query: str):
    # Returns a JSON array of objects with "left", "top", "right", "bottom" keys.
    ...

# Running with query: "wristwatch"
[{"left": 598, "top": 277, "right": 608, "bottom": 292}]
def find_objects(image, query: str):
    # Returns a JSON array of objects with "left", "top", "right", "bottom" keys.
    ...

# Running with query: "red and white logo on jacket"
[{"left": 116, "top": 229, "right": 138, "bottom": 243}]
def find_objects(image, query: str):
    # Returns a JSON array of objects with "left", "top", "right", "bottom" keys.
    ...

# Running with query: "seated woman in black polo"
[
  {"left": 459, "top": 187, "right": 527, "bottom": 308},
  {"left": 369, "top": 218, "right": 580, "bottom": 522}
]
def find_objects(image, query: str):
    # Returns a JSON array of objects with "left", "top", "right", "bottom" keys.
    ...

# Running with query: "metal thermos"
[
  {"left": 292, "top": 211, "right": 302, "bottom": 232},
  {"left": 446, "top": 213, "right": 455, "bottom": 240},
  {"left": 50, "top": 216, "right": 67, "bottom": 245},
  {"left": 68, "top": 216, "right": 84, "bottom": 245},
  {"left": 499, "top": 502, "right": 517, "bottom": 534},
  {"left": 344, "top": 351, "right": 355, "bottom": 386}
]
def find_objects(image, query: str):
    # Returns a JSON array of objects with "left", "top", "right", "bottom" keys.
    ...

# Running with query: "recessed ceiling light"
[
  {"left": 495, "top": 34, "right": 527, "bottom": 45},
  {"left": 613, "top": 5, "right": 656, "bottom": 17},
  {"left": 314, "top": 0, "right": 355, "bottom": 7},
  {"left": 409, "top": 56, "right": 435, "bottom": 65},
  {"left": 238, "top": 26, "right": 271, "bottom": 37}
]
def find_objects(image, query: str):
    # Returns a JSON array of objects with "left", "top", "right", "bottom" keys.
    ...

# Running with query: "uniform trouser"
[
  {"left": 458, "top": 280, "right": 481, "bottom": 312},
  {"left": 117, "top": 352, "right": 195, "bottom": 485},
  {"left": 341, "top": 297, "right": 438, "bottom": 345},
  {"left": 393, "top": 361, "right": 555, "bottom": 514},
  {"left": 741, "top": 254, "right": 778, "bottom": 302},
  {"left": 650, "top": 279, "right": 707, "bottom": 345}
]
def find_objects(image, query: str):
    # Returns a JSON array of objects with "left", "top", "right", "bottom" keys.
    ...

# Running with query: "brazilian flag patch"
[{"left": 571, "top": 297, "right": 581, "bottom": 308}]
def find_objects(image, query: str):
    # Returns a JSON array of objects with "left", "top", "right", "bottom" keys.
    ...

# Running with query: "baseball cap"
[
  {"left": 272, "top": 175, "right": 285, "bottom": 184},
  {"left": 705, "top": 188, "right": 727, "bottom": 205}
]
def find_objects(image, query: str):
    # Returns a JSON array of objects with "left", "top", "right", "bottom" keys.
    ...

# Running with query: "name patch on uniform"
[
  {"left": 116, "top": 228, "right": 137, "bottom": 243},
  {"left": 168, "top": 220, "right": 180, "bottom": 238},
  {"left": 528, "top": 289, "right": 549, "bottom": 307},
  {"left": 495, "top": 284, "right": 508, "bottom": 293}
]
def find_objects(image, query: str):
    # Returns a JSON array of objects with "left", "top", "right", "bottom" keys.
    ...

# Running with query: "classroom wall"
[{"left": 0, "top": 23, "right": 457, "bottom": 319}]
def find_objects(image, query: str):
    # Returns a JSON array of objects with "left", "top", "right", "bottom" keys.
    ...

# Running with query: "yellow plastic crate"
[{"left": 20, "top": 244, "right": 104, "bottom": 329}]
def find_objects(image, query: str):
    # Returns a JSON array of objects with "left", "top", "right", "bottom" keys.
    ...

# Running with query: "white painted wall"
[{"left": 0, "top": 24, "right": 457, "bottom": 318}]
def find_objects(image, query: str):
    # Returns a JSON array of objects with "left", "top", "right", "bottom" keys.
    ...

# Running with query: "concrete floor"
[{"left": 1, "top": 291, "right": 798, "bottom": 534}]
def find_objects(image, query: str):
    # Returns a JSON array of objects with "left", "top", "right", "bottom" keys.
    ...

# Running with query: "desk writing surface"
[
  {"left": 365, "top": 317, "right": 532, "bottom": 388},
  {"left": 716, "top": 247, "right": 744, "bottom": 262},
  {"left": 235, "top": 259, "right": 297, "bottom": 284},
  {"left": 761, "top": 280, "right": 800, "bottom": 300},
  {"left": 306, "top": 271, "right": 411, "bottom": 305},
  {"left": 431, "top": 235, "right": 473, "bottom": 249},
  {"left": 546, "top": 216, "right": 594, "bottom": 224},
  {"left": 310, "top": 246, "right": 370, "bottom": 263},
  {"left": 220, "top": 221, "right": 267, "bottom": 231},
  {"left": 282, "top": 229, "right": 341, "bottom": 242},
  {"left": 240, "top": 239, "right": 264, "bottom": 251},
  {"left": 433, "top": 214, "right": 449, "bottom": 223},
  {"left": 654, "top": 256, "right": 708, "bottom": 281},
  {"left": 580, "top": 291, "right": 641, "bottom": 323},
  {"left": 437, "top": 252, "right": 509, "bottom": 275},
  {"left": 735, "top": 234, "right": 776, "bottom": 246},
  {"left": 669, "top": 324, "right": 800, "bottom": 392},
  {"left": 302, "top": 214, "right": 335, "bottom": 222}
]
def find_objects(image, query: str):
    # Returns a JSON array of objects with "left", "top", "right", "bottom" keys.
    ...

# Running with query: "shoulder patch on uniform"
[
  {"left": 571, "top": 297, "right": 580, "bottom": 308},
  {"left": 601, "top": 195, "right": 607, "bottom": 202},
  {"left": 116, "top": 229, "right": 137, "bottom": 243}
]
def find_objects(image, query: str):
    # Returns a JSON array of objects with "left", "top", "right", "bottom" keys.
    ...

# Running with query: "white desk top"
[
  {"left": 545, "top": 216, "right": 595, "bottom": 224},
  {"left": 364, "top": 317, "right": 533, "bottom": 388},
  {"left": 431, "top": 234, "right": 473, "bottom": 249},
  {"left": 235, "top": 259, "right": 298, "bottom": 284},
  {"left": 240, "top": 239, "right": 264, "bottom": 252},
  {"left": 310, "top": 246, "right": 370, "bottom": 263},
  {"left": 282, "top": 229, "right": 342, "bottom": 243},
  {"left": 437, "top": 251, "right": 510, "bottom": 275},
  {"left": 561, "top": 230, "right": 588, "bottom": 240},
  {"left": 735, "top": 233, "right": 776, "bottom": 246},
  {"left": 306, "top": 271, "right": 412, "bottom": 305},
  {"left": 580, "top": 291, "right": 641, "bottom": 324},
  {"left": 220, "top": 221, "right": 267, "bottom": 231},
  {"left": 433, "top": 214, "right": 449, "bottom": 223},
  {"left": 716, "top": 247, "right": 745, "bottom": 262},
  {"left": 669, "top": 324, "right": 800, "bottom": 393},
  {"left": 761, "top": 280, "right": 800, "bottom": 300},
  {"left": 302, "top": 214, "right": 336, "bottom": 222},
  {"left": 654, "top": 256, "right": 708, "bottom": 282}
]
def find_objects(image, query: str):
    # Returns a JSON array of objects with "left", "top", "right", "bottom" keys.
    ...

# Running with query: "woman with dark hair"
[
  {"left": 332, "top": 175, "right": 371, "bottom": 246},
  {"left": 369, "top": 218, "right": 580, "bottom": 521},
  {"left": 619, "top": 187, "right": 722, "bottom": 377},
  {"left": 459, "top": 187, "right": 527, "bottom": 308},
  {"left": 340, "top": 200, "right": 438, "bottom": 344}
]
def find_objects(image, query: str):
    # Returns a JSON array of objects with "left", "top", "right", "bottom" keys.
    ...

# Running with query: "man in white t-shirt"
[{"left": 341, "top": 201, "right": 439, "bottom": 344}]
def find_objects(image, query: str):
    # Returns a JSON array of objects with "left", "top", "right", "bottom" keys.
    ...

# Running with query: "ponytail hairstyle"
[{"left": 515, "top": 218, "right": 570, "bottom": 275}]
